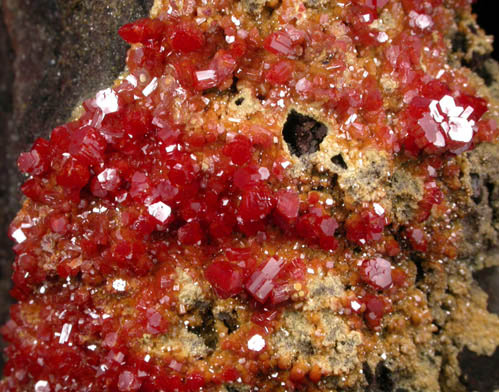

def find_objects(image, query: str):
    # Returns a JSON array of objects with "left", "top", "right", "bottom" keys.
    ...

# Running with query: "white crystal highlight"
[
  {"left": 148, "top": 202, "right": 172, "bottom": 223},
  {"left": 247, "top": 334, "right": 266, "bottom": 351}
]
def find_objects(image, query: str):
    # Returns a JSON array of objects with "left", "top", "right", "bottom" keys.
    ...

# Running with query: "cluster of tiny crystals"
[{"left": 3, "top": 0, "right": 497, "bottom": 390}]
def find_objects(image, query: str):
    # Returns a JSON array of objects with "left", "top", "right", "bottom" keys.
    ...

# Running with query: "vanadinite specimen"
[{"left": 2, "top": 0, "right": 499, "bottom": 391}]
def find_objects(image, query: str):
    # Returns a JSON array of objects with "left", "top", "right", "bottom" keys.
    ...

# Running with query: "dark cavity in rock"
[
  {"left": 331, "top": 153, "right": 348, "bottom": 169},
  {"left": 283, "top": 110, "right": 327, "bottom": 157},
  {"left": 374, "top": 361, "right": 394, "bottom": 392}
]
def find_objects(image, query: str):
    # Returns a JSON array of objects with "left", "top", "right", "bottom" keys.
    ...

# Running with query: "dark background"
[
  {"left": 473, "top": 0, "right": 499, "bottom": 59},
  {"left": 0, "top": 0, "right": 497, "bottom": 388}
]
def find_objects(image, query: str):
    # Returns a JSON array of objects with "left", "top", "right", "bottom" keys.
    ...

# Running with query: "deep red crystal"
[
  {"left": 205, "top": 262, "right": 244, "bottom": 299},
  {"left": 363, "top": 293, "right": 389, "bottom": 329},
  {"left": 223, "top": 135, "right": 253, "bottom": 165},
  {"left": 346, "top": 205, "right": 387, "bottom": 246},
  {"left": 245, "top": 257, "right": 284, "bottom": 303},
  {"left": 171, "top": 22, "right": 205, "bottom": 53},
  {"left": 118, "top": 18, "right": 166, "bottom": 44},
  {"left": 69, "top": 126, "right": 107, "bottom": 166},
  {"left": 17, "top": 138, "right": 50, "bottom": 175},
  {"left": 56, "top": 157, "right": 90, "bottom": 190},
  {"left": 238, "top": 185, "right": 275, "bottom": 222}
]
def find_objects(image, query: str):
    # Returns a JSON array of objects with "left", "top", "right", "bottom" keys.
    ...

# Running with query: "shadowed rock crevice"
[
  {"left": 188, "top": 304, "right": 218, "bottom": 351},
  {"left": 217, "top": 310, "right": 239, "bottom": 334},
  {"left": 364, "top": 361, "right": 395, "bottom": 392},
  {"left": 473, "top": 266, "right": 499, "bottom": 315},
  {"left": 458, "top": 347, "right": 499, "bottom": 392},
  {"left": 331, "top": 153, "right": 348, "bottom": 169}
]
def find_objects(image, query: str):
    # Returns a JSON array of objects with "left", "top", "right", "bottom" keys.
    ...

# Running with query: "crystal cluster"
[{"left": 2, "top": 0, "right": 497, "bottom": 390}]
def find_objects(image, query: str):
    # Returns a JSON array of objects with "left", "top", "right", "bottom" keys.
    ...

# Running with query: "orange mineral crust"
[{"left": 2, "top": 0, "right": 499, "bottom": 391}]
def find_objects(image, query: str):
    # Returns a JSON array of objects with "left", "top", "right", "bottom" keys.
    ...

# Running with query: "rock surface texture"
[{"left": 0, "top": 0, "right": 498, "bottom": 391}]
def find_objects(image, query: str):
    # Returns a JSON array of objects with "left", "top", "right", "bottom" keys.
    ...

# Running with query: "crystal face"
[
  {"left": 245, "top": 257, "right": 284, "bottom": 303},
  {"left": 359, "top": 257, "right": 393, "bottom": 290},
  {"left": 147, "top": 202, "right": 172, "bottom": 224},
  {"left": 404, "top": 92, "right": 488, "bottom": 155}
]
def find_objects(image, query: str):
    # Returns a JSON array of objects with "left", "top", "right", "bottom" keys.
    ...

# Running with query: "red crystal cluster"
[{"left": 2, "top": 0, "right": 497, "bottom": 390}]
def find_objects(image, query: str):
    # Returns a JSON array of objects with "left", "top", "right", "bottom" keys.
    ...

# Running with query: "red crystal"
[
  {"left": 56, "top": 157, "right": 90, "bottom": 190},
  {"left": 222, "top": 368, "right": 240, "bottom": 383},
  {"left": 223, "top": 135, "right": 253, "bottom": 165},
  {"left": 129, "top": 172, "right": 151, "bottom": 202},
  {"left": 205, "top": 262, "right": 244, "bottom": 299},
  {"left": 421, "top": 80, "right": 451, "bottom": 100},
  {"left": 171, "top": 22, "right": 205, "bottom": 53},
  {"left": 251, "top": 308, "right": 280, "bottom": 326},
  {"left": 17, "top": 138, "right": 50, "bottom": 175},
  {"left": 126, "top": 45, "right": 165, "bottom": 76},
  {"left": 49, "top": 125, "right": 72, "bottom": 154},
  {"left": 173, "top": 59, "right": 196, "bottom": 90},
  {"left": 403, "top": 88, "right": 488, "bottom": 155},
  {"left": 238, "top": 185, "right": 275, "bottom": 222},
  {"left": 69, "top": 126, "right": 107, "bottom": 166},
  {"left": 363, "top": 294, "right": 389, "bottom": 329},
  {"left": 209, "top": 212, "right": 236, "bottom": 239},
  {"left": 210, "top": 50, "right": 237, "bottom": 86},
  {"left": 194, "top": 69, "right": 218, "bottom": 91},
  {"left": 177, "top": 221, "right": 204, "bottom": 245},
  {"left": 318, "top": 217, "right": 339, "bottom": 251},
  {"left": 359, "top": 257, "right": 392, "bottom": 290},
  {"left": 245, "top": 257, "right": 284, "bottom": 303},
  {"left": 275, "top": 189, "right": 300, "bottom": 220},
  {"left": 145, "top": 309, "right": 168, "bottom": 335},
  {"left": 93, "top": 168, "right": 121, "bottom": 196},
  {"left": 296, "top": 208, "right": 322, "bottom": 240},
  {"left": 416, "top": 180, "right": 443, "bottom": 222},
  {"left": 265, "top": 60, "right": 294, "bottom": 85},
  {"left": 117, "top": 370, "right": 141, "bottom": 391},
  {"left": 263, "top": 31, "right": 296, "bottom": 58},
  {"left": 118, "top": 18, "right": 166, "bottom": 44},
  {"left": 185, "top": 372, "right": 206, "bottom": 390},
  {"left": 352, "top": 0, "right": 389, "bottom": 9},
  {"left": 49, "top": 215, "right": 69, "bottom": 234},
  {"left": 345, "top": 204, "right": 387, "bottom": 246},
  {"left": 406, "top": 226, "right": 428, "bottom": 252},
  {"left": 269, "top": 283, "right": 291, "bottom": 305},
  {"left": 180, "top": 200, "right": 206, "bottom": 222},
  {"left": 233, "top": 165, "right": 265, "bottom": 191},
  {"left": 455, "top": 94, "right": 488, "bottom": 122},
  {"left": 348, "top": 5, "right": 379, "bottom": 46},
  {"left": 362, "top": 76, "right": 383, "bottom": 112}
]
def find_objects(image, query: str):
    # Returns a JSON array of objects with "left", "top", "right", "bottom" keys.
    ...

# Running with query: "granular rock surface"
[{"left": 1, "top": 0, "right": 499, "bottom": 391}]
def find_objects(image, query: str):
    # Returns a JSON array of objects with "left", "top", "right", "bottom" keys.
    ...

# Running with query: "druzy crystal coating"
[{"left": 3, "top": 0, "right": 497, "bottom": 390}]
